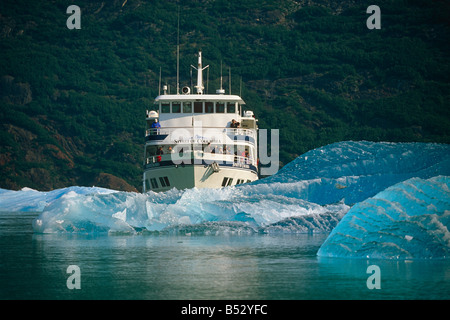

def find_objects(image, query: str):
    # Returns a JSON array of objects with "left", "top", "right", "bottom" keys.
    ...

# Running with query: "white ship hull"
[{"left": 143, "top": 163, "right": 258, "bottom": 192}]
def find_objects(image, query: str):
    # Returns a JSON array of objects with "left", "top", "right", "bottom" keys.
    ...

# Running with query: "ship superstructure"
[{"left": 143, "top": 51, "right": 258, "bottom": 192}]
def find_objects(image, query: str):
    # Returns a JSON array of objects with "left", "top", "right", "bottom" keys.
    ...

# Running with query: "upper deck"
[
  {"left": 145, "top": 51, "right": 258, "bottom": 144},
  {"left": 148, "top": 93, "right": 251, "bottom": 128},
  {"left": 155, "top": 94, "right": 244, "bottom": 104}
]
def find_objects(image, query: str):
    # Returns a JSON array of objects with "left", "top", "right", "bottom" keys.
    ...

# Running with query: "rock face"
[
  {"left": 93, "top": 173, "right": 138, "bottom": 192},
  {"left": 0, "top": 75, "right": 32, "bottom": 105},
  {"left": 1, "top": 122, "right": 140, "bottom": 191}
]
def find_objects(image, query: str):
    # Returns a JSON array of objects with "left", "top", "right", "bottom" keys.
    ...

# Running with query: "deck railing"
[
  {"left": 144, "top": 150, "right": 256, "bottom": 169},
  {"left": 145, "top": 127, "right": 257, "bottom": 142}
]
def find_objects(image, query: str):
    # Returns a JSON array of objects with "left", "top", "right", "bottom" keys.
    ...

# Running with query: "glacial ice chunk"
[
  {"left": 1, "top": 141, "right": 448, "bottom": 237},
  {"left": 317, "top": 176, "right": 450, "bottom": 259},
  {"left": 257, "top": 141, "right": 450, "bottom": 205},
  {"left": 31, "top": 185, "right": 350, "bottom": 234},
  {"left": 0, "top": 186, "right": 116, "bottom": 212}
]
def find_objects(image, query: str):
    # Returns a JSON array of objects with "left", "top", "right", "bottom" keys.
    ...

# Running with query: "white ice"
[{"left": 1, "top": 141, "right": 449, "bottom": 247}]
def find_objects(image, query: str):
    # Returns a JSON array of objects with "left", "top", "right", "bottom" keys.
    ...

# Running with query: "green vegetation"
[{"left": 0, "top": 0, "right": 449, "bottom": 190}]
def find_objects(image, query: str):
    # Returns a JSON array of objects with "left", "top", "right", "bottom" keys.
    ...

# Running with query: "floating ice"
[
  {"left": 317, "top": 176, "right": 450, "bottom": 259},
  {"left": 0, "top": 186, "right": 116, "bottom": 212},
  {"left": 31, "top": 185, "right": 350, "bottom": 234},
  {"left": 1, "top": 141, "right": 449, "bottom": 238},
  {"left": 258, "top": 141, "right": 450, "bottom": 205}
]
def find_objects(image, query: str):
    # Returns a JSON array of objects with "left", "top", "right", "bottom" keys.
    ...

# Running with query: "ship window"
[
  {"left": 172, "top": 102, "right": 181, "bottom": 113},
  {"left": 183, "top": 102, "right": 192, "bottom": 113},
  {"left": 159, "top": 177, "right": 166, "bottom": 187},
  {"left": 145, "top": 179, "right": 150, "bottom": 191},
  {"left": 227, "top": 102, "right": 236, "bottom": 113},
  {"left": 194, "top": 102, "right": 203, "bottom": 113},
  {"left": 205, "top": 102, "right": 214, "bottom": 113},
  {"left": 221, "top": 177, "right": 229, "bottom": 187},
  {"left": 150, "top": 178, "right": 158, "bottom": 189},
  {"left": 216, "top": 103, "right": 225, "bottom": 113},
  {"left": 161, "top": 103, "right": 170, "bottom": 113},
  {"left": 221, "top": 177, "right": 234, "bottom": 187},
  {"left": 164, "top": 176, "right": 170, "bottom": 187}
]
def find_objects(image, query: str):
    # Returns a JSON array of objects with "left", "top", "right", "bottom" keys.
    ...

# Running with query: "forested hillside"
[{"left": 0, "top": 0, "right": 449, "bottom": 191}]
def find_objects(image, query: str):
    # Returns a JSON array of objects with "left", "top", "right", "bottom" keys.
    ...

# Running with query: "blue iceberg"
[
  {"left": 31, "top": 185, "right": 350, "bottom": 234},
  {"left": 259, "top": 141, "right": 450, "bottom": 205},
  {"left": 317, "top": 176, "right": 450, "bottom": 259},
  {"left": 1, "top": 141, "right": 449, "bottom": 245},
  {"left": 0, "top": 186, "right": 116, "bottom": 212}
]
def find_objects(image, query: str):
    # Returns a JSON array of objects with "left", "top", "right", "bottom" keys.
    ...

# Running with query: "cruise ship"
[{"left": 143, "top": 51, "right": 259, "bottom": 192}]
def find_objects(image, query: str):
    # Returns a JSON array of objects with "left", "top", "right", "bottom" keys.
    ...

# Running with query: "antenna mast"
[
  {"left": 216, "top": 61, "right": 225, "bottom": 94},
  {"left": 220, "top": 61, "right": 223, "bottom": 91},
  {"left": 229, "top": 67, "right": 231, "bottom": 95},
  {"left": 240, "top": 76, "right": 242, "bottom": 97},
  {"left": 176, "top": 6, "right": 180, "bottom": 94},
  {"left": 191, "top": 51, "right": 209, "bottom": 94},
  {"left": 158, "top": 67, "right": 161, "bottom": 96}
]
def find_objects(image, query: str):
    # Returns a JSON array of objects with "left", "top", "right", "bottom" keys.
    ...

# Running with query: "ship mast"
[{"left": 191, "top": 51, "right": 209, "bottom": 94}]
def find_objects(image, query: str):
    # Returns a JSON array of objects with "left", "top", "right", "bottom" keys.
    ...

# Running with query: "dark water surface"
[{"left": 1, "top": 212, "right": 449, "bottom": 300}]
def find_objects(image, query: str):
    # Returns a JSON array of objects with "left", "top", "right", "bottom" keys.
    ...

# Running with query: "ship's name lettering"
[
  {"left": 233, "top": 163, "right": 250, "bottom": 169},
  {"left": 172, "top": 138, "right": 222, "bottom": 144}
]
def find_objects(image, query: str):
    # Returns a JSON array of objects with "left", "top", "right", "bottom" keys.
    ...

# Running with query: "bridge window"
[
  {"left": 205, "top": 102, "right": 214, "bottom": 113},
  {"left": 161, "top": 103, "right": 170, "bottom": 113},
  {"left": 227, "top": 102, "right": 236, "bottom": 113},
  {"left": 172, "top": 102, "right": 181, "bottom": 113},
  {"left": 183, "top": 102, "right": 192, "bottom": 113},
  {"left": 216, "top": 103, "right": 225, "bottom": 113},
  {"left": 194, "top": 101, "right": 203, "bottom": 113}
]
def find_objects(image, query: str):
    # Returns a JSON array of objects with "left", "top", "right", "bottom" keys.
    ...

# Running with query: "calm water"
[{"left": 1, "top": 212, "right": 449, "bottom": 300}]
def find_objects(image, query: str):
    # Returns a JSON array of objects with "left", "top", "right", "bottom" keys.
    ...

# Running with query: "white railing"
[
  {"left": 144, "top": 150, "right": 256, "bottom": 169},
  {"left": 145, "top": 127, "right": 257, "bottom": 141}
]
